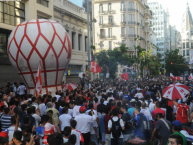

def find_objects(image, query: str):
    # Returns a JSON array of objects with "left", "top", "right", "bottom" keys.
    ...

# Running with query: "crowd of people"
[{"left": 0, "top": 77, "right": 193, "bottom": 145}]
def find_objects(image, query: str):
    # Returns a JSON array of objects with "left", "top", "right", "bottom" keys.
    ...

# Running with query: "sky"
[{"left": 69, "top": 0, "right": 193, "bottom": 32}]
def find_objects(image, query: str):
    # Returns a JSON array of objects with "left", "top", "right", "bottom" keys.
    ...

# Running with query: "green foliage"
[
  {"left": 165, "top": 49, "right": 187, "bottom": 76},
  {"left": 90, "top": 45, "right": 96, "bottom": 50},
  {"left": 95, "top": 44, "right": 134, "bottom": 79}
]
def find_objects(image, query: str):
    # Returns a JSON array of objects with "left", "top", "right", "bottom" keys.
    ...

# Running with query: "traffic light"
[{"left": 171, "top": 62, "right": 173, "bottom": 65}]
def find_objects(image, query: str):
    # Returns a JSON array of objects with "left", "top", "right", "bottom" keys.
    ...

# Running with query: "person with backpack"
[
  {"left": 120, "top": 105, "right": 133, "bottom": 142},
  {"left": 134, "top": 107, "right": 149, "bottom": 142},
  {"left": 108, "top": 107, "right": 125, "bottom": 145}
]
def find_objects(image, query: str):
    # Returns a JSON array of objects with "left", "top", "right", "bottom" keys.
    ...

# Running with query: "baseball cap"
[
  {"left": 130, "top": 99, "right": 136, "bottom": 102},
  {"left": 172, "top": 120, "right": 182, "bottom": 127},
  {"left": 79, "top": 106, "right": 86, "bottom": 113},
  {"left": 0, "top": 132, "right": 8, "bottom": 138},
  {"left": 44, "top": 123, "right": 54, "bottom": 135}
]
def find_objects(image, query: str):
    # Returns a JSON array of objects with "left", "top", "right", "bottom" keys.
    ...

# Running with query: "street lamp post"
[{"left": 87, "top": 0, "right": 90, "bottom": 69}]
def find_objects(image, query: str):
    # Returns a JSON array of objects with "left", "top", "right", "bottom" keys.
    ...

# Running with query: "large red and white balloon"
[{"left": 7, "top": 19, "right": 72, "bottom": 95}]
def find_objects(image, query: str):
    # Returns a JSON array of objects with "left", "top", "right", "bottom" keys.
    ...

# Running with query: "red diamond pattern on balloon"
[{"left": 7, "top": 20, "right": 72, "bottom": 93}]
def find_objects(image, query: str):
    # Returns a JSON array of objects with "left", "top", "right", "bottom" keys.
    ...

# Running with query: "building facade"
[
  {"left": 93, "top": 0, "right": 153, "bottom": 56},
  {"left": 181, "top": 3, "right": 193, "bottom": 62},
  {"left": 54, "top": 0, "right": 89, "bottom": 83},
  {"left": 0, "top": 0, "right": 54, "bottom": 86},
  {"left": 148, "top": 2, "right": 168, "bottom": 61}
]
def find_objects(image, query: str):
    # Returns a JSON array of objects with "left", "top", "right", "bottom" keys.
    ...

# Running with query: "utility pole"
[{"left": 87, "top": 0, "right": 90, "bottom": 69}]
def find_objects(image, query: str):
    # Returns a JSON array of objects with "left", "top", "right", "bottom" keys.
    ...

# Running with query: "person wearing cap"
[
  {"left": 127, "top": 99, "right": 136, "bottom": 116},
  {"left": 75, "top": 106, "right": 96, "bottom": 145},
  {"left": 173, "top": 99, "right": 189, "bottom": 128},
  {"left": 166, "top": 120, "right": 187, "bottom": 145}
]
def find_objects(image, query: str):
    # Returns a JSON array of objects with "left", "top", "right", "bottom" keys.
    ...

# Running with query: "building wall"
[{"left": 0, "top": 0, "right": 54, "bottom": 86}]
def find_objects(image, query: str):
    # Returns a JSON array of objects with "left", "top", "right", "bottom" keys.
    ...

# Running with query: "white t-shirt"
[
  {"left": 73, "top": 105, "right": 81, "bottom": 118},
  {"left": 5, "top": 126, "right": 22, "bottom": 141},
  {"left": 149, "top": 102, "right": 155, "bottom": 111},
  {"left": 107, "top": 97, "right": 114, "bottom": 102},
  {"left": 140, "top": 109, "right": 152, "bottom": 130},
  {"left": 54, "top": 95, "right": 61, "bottom": 102},
  {"left": 86, "top": 109, "right": 98, "bottom": 118},
  {"left": 71, "top": 130, "right": 81, "bottom": 145},
  {"left": 59, "top": 114, "right": 72, "bottom": 131},
  {"left": 39, "top": 103, "right": 45, "bottom": 116},
  {"left": 108, "top": 116, "right": 124, "bottom": 138},
  {"left": 104, "top": 101, "right": 108, "bottom": 105},
  {"left": 68, "top": 109, "right": 73, "bottom": 117},
  {"left": 32, "top": 114, "right": 41, "bottom": 128},
  {"left": 90, "top": 121, "right": 98, "bottom": 134},
  {"left": 17, "top": 85, "right": 26, "bottom": 95}
]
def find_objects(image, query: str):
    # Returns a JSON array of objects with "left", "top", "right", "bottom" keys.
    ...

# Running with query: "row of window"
[
  {"left": 99, "top": 15, "right": 144, "bottom": 25},
  {"left": 182, "top": 43, "right": 193, "bottom": 48},
  {"left": 182, "top": 50, "right": 190, "bottom": 56},
  {"left": 99, "top": 2, "right": 145, "bottom": 14},
  {"left": 0, "top": 1, "right": 25, "bottom": 26}
]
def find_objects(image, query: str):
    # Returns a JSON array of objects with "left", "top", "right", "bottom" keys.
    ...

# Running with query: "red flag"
[
  {"left": 90, "top": 61, "right": 101, "bottom": 73},
  {"left": 170, "top": 73, "right": 176, "bottom": 81},
  {"left": 36, "top": 61, "right": 42, "bottom": 95},
  {"left": 189, "top": 73, "right": 193, "bottom": 80},
  {"left": 121, "top": 73, "right": 129, "bottom": 80}
]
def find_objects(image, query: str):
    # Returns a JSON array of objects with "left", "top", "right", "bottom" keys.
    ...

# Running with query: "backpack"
[
  {"left": 138, "top": 114, "right": 149, "bottom": 136},
  {"left": 111, "top": 118, "right": 122, "bottom": 139}
]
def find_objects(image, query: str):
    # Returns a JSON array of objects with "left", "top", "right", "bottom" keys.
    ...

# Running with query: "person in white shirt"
[
  {"left": 54, "top": 92, "right": 61, "bottom": 102},
  {"left": 108, "top": 107, "right": 125, "bottom": 145},
  {"left": 140, "top": 102, "right": 153, "bottom": 131},
  {"left": 4, "top": 116, "right": 21, "bottom": 142},
  {"left": 75, "top": 106, "right": 96, "bottom": 145},
  {"left": 12, "top": 82, "right": 17, "bottom": 97},
  {"left": 39, "top": 98, "right": 45, "bottom": 116},
  {"left": 72, "top": 100, "right": 82, "bottom": 118},
  {"left": 107, "top": 92, "right": 114, "bottom": 102},
  {"left": 17, "top": 83, "right": 26, "bottom": 96},
  {"left": 70, "top": 120, "right": 83, "bottom": 145},
  {"left": 32, "top": 107, "right": 41, "bottom": 128},
  {"left": 59, "top": 107, "right": 72, "bottom": 132}
]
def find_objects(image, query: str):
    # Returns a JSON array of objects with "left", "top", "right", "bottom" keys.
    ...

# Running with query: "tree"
[
  {"left": 95, "top": 44, "right": 134, "bottom": 79},
  {"left": 165, "top": 49, "right": 187, "bottom": 76}
]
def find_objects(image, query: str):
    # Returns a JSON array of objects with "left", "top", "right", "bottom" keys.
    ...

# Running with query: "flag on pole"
[
  {"left": 121, "top": 73, "right": 129, "bottom": 80},
  {"left": 189, "top": 73, "right": 193, "bottom": 80},
  {"left": 90, "top": 61, "right": 101, "bottom": 73},
  {"left": 170, "top": 73, "right": 176, "bottom": 81},
  {"left": 36, "top": 61, "right": 42, "bottom": 96}
]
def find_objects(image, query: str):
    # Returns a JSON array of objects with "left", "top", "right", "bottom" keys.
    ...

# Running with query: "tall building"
[
  {"left": 93, "top": 0, "right": 154, "bottom": 56},
  {"left": 0, "top": 0, "right": 54, "bottom": 86},
  {"left": 54, "top": 0, "right": 89, "bottom": 83},
  {"left": 148, "top": 2, "right": 168, "bottom": 61},
  {"left": 181, "top": 2, "right": 193, "bottom": 62}
]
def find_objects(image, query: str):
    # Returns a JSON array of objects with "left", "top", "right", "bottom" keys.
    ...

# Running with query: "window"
[
  {"left": 99, "top": 16, "right": 103, "bottom": 24},
  {"left": 183, "top": 50, "right": 185, "bottom": 56},
  {"left": 129, "top": 27, "right": 135, "bottom": 37},
  {"left": 121, "top": 14, "right": 125, "bottom": 22},
  {"left": 100, "top": 29, "right": 105, "bottom": 38},
  {"left": 187, "top": 50, "right": 189, "bottom": 56},
  {"left": 186, "top": 42, "right": 189, "bottom": 48},
  {"left": 108, "top": 16, "right": 113, "bottom": 23},
  {"left": 99, "top": 4, "right": 103, "bottom": 13},
  {"left": 37, "top": 15, "right": 48, "bottom": 19},
  {"left": 37, "top": 0, "right": 49, "bottom": 7},
  {"left": 121, "top": 2, "right": 125, "bottom": 11},
  {"left": 191, "top": 43, "right": 193, "bottom": 48},
  {"left": 100, "top": 41, "right": 104, "bottom": 48},
  {"left": 108, "top": 28, "right": 112, "bottom": 38},
  {"left": 129, "top": 14, "right": 135, "bottom": 22},
  {"left": 183, "top": 43, "right": 185, "bottom": 48},
  {"left": 130, "top": 40, "right": 134, "bottom": 49},
  {"left": 0, "top": 1, "right": 25, "bottom": 26},
  {"left": 121, "top": 27, "right": 125, "bottom": 37},
  {"left": 122, "top": 40, "right": 125, "bottom": 44},
  {"left": 109, "top": 41, "right": 112, "bottom": 50},
  {"left": 108, "top": 3, "right": 111, "bottom": 12},
  {"left": 129, "top": 2, "right": 134, "bottom": 9},
  {"left": 67, "top": 65, "right": 82, "bottom": 71}
]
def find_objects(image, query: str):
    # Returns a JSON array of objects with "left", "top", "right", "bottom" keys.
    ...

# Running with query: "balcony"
[
  {"left": 120, "top": 8, "right": 126, "bottom": 13},
  {"left": 128, "top": 8, "right": 135, "bottom": 12},
  {"left": 140, "top": 12, "right": 145, "bottom": 18},
  {"left": 145, "top": 19, "right": 150, "bottom": 25},
  {"left": 108, "top": 10, "right": 116, "bottom": 14},
  {"left": 107, "top": 35, "right": 116, "bottom": 39},
  {"left": 121, "top": 34, "right": 126, "bottom": 39},
  {"left": 120, "top": 21, "right": 126, "bottom": 26},
  {"left": 128, "top": 21, "right": 136, "bottom": 25},
  {"left": 100, "top": 35, "right": 106, "bottom": 39},
  {"left": 99, "top": 23, "right": 104, "bottom": 27},
  {"left": 99, "top": 11, "right": 107, "bottom": 15},
  {"left": 145, "top": 9, "right": 153, "bottom": 18},
  {"left": 128, "top": 34, "right": 136, "bottom": 38},
  {"left": 108, "top": 22, "right": 113, "bottom": 26}
]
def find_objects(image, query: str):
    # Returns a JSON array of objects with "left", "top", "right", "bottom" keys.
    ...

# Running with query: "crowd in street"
[{"left": 0, "top": 76, "right": 193, "bottom": 145}]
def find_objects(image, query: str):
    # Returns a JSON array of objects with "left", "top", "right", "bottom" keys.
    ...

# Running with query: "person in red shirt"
[
  {"left": 142, "top": 87, "right": 146, "bottom": 97},
  {"left": 173, "top": 99, "right": 189, "bottom": 127},
  {"left": 152, "top": 102, "right": 165, "bottom": 127}
]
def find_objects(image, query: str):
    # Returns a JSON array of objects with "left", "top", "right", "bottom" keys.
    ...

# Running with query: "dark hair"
[
  {"left": 112, "top": 107, "right": 119, "bottom": 116},
  {"left": 169, "top": 134, "right": 183, "bottom": 145},
  {"left": 94, "top": 98, "right": 98, "bottom": 103},
  {"left": 32, "top": 97, "right": 36, "bottom": 103},
  {"left": 121, "top": 105, "right": 127, "bottom": 111},
  {"left": 13, "top": 130, "right": 22, "bottom": 141},
  {"left": 173, "top": 125, "right": 182, "bottom": 132},
  {"left": 68, "top": 134, "right": 76, "bottom": 145},
  {"left": 1, "top": 105, "right": 5, "bottom": 112},
  {"left": 156, "top": 113, "right": 164, "bottom": 119},
  {"left": 23, "top": 116, "right": 30, "bottom": 124},
  {"left": 4, "top": 108, "right": 10, "bottom": 114},
  {"left": 47, "top": 133, "right": 63, "bottom": 145},
  {"left": 21, "top": 104, "right": 27, "bottom": 111},
  {"left": 70, "top": 120, "right": 77, "bottom": 129},
  {"left": 88, "top": 103, "right": 93, "bottom": 109},
  {"left": 31, "top": 106, "right": 36, "bottom": 114},
  {"left": 89, "top": 141, "right": 97, "bottom": 145},
  {"left": 135, "top": 107, "right": 141, "bottom": 112},
  {"left": 104, "top": 105, "right": 111, "bottom": 114},
  {"left": 11, "top": 116, "right": 16, "bottom": 124},
  {"left": 23, "top": 133, "right": 31, "bottom": 144},
  {"left": 63, "top": 126, "right": 71, "bottom": 136},
  {"left": 117, "top": 102, "right": 121, "bottom": 107},
  {"left": 41, "top": 98, "right": 44, "bottom": 103},
  {"left": 156, "top": 102, "right": 161, "bottom": 108},
  {"left": 47, "top": 110, "right": 53, "bottom": 115},
  {"left": 62, "top": 107, "right": 68, "bottom": 114},
  {"left": 41, "top": 115, "right": 50, "bottom": 123},
  {"left": 100, "top": 98, "right": 104, "bottom": 104},
  {"left": 131, "top": 102, "right": 135, "bottom": 107},
  {"left": 0, "top": 136, "right": 8, "bottom": 145},
  {"left": 61, "top": 101, "right": 66, "bottom": 107},
  {"left": 52, "top": 97, "right": 56, "bottom": 103},
  {"left": 22, "top": 126, "right": 32, "bottom": 134},
  {"left": 27, "top": 108, "right": 33, "bottom": 115}
]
